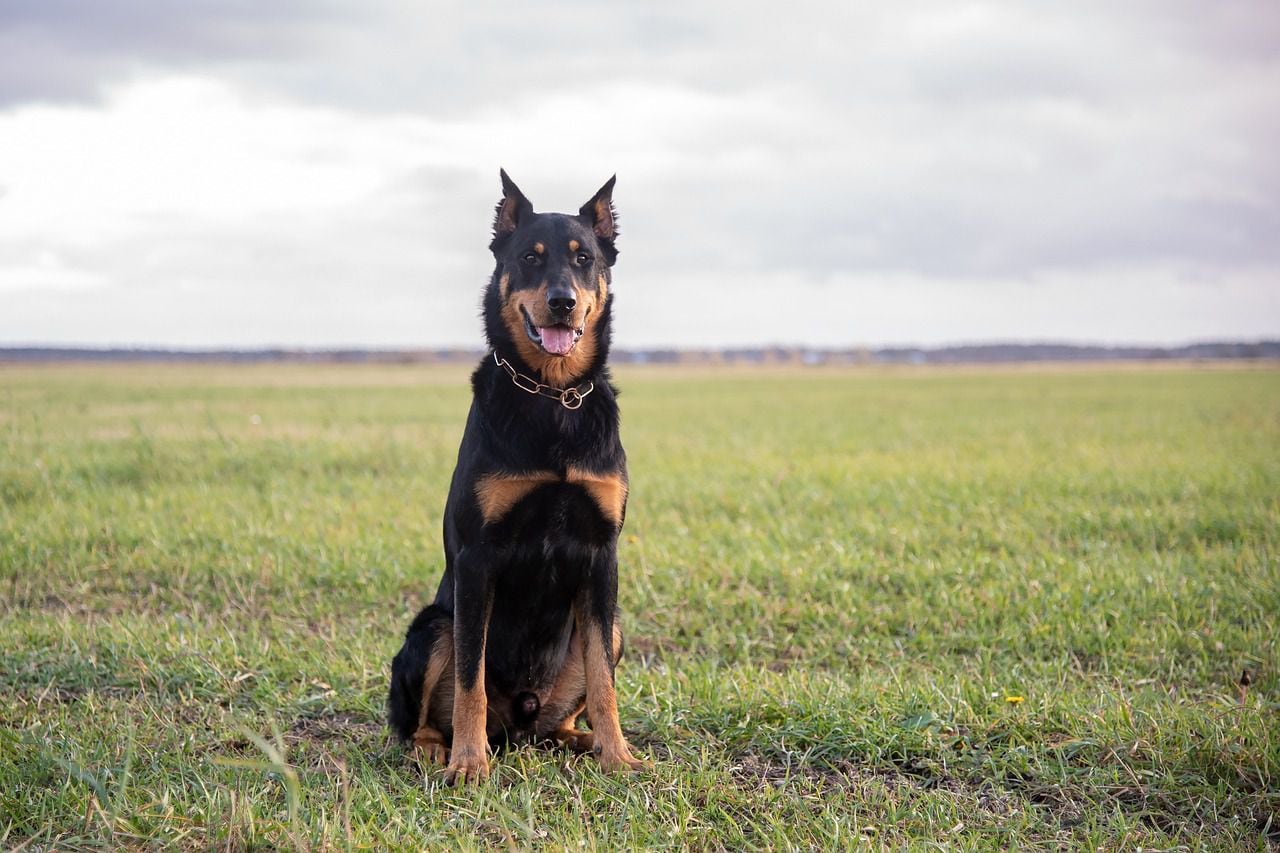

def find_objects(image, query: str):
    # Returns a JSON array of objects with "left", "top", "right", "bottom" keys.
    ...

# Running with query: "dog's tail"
[{"left": 513, "top": 691, "right": 540, "bottom": 724}]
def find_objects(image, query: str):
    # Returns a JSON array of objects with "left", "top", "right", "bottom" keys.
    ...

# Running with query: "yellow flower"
[{"left": 1004, "top": 695, "right": 1025, "bottom": 704}]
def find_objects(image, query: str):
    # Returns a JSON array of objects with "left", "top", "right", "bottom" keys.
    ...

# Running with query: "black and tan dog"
[{"left": 388, "top": 170, "right": 645, "bottom": 784}]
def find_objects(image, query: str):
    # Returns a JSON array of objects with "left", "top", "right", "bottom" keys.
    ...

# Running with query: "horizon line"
[{"left": 3, "top": 337, "right": 1278, "bottom": 353}]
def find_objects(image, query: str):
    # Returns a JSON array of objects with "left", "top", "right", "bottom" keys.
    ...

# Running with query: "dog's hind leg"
[
  {"left": 388, "top": 605, "right": 455, "bottom": 765},
  {"left": 542, "top": 621, "right": 626, "bottom": 754},
  {"left": 412, "top": 628, "right": 454, "bottom": 766},
  {"left": 541, "top": 628, "right": 591, "bottom": 752}
]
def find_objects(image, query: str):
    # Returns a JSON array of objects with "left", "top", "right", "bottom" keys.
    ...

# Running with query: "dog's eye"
[
  {"left": 521, "top": 252, "right": 540, "bottom": 265},
  {"left": 574, "top": 252, "right": 592, "bottom": 266}
]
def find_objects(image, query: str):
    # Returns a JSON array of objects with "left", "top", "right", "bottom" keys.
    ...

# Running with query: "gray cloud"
[
  {"left": 1, "top": 1, "right": 1276, "bottom": 346},
  {"left": 0, "top": 1, "right": 348, "bottom": 106}
]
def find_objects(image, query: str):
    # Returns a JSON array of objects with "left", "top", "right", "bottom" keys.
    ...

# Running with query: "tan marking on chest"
[
  {"left": 567, "top": 467, "right": 627, "bottom": 527},
  {"left": 475, "top": 472, "right": 559, "bottom": 523}
]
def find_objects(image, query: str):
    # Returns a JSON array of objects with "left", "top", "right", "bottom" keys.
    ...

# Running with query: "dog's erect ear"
[
  {"left": 578, "top": 175, "right": 617, "bottom": 241},
  {"left": 493, "top": 168, "right": 533, "bottom": 239}
]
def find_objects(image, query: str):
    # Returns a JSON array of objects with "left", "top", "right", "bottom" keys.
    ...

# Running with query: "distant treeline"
[{"left": 2, "top": 341, "right": 1278, "bottom": 365}]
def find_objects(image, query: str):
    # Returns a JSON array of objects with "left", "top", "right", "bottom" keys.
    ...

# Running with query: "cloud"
[
  {"left": 0, "top": 0, "right": 348, "bottom": 107},
  {"left": 0, "top": 2, "right": 1276, "bottom": 346},
  {"left": 624, "top": 265, "right": 1280, "bottom": 348}
]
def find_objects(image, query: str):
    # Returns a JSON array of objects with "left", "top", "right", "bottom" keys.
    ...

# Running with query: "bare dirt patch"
[{"left": 287, "top": 711, "right": 382, "bottom": 745}]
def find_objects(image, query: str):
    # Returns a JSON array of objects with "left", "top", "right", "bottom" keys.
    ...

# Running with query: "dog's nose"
[{"left": 546, "top": 288, "right": 576, "bottom": 314}]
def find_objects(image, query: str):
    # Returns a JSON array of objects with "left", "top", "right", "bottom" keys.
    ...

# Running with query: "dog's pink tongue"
[{"left": 538, "top": 326, "right": 575, "bottom": 355}]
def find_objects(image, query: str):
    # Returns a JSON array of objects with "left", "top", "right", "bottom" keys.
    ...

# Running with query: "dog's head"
[{"left": 484, "top": 170, "right": 617, "bottom": 387}]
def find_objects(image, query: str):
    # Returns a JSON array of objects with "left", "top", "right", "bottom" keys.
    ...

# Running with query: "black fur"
[
  {"left": 389, "top": 171, "right": 632, "bottom": 756},
  {"left": 387, "top": 604, "right": 450, "bottom": 740}
]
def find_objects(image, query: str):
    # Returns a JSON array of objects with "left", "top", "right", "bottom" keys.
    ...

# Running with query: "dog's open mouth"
[{"left": 521, "top": 306, "right": 584, "bottom": 356}]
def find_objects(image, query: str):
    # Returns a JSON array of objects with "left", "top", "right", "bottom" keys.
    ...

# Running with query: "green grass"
[{"left": 2, "top": 363, "right": 1277, "bottom": 850}]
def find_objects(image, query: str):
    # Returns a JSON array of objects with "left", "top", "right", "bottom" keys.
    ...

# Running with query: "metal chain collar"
[{"left": 492, "top": 351, "right": 595, "bottom": 410}]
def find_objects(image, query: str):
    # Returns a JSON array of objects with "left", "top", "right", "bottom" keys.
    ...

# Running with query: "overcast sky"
[{"left": 1, "top": 1, "right": 1277, "bottom": 348}]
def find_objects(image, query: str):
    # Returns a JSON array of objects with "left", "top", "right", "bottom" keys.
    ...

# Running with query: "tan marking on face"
[
  {"left": 500, "top": 278, "right": 605, "bottom": 387},
  {"left": 597, "top": 274, "right": 608, "bottom": 304},
  {"left": 568, "top": 239, "right": 580, "bottom": 253},
  {"left": 475, "top": 472, "right": 559, "bottom": 523},
  {"left": 498, "top": 272, "right": 510, "bottom": 300},
  {"left": 533, "top": 242, "right": 544, "bottom": 255},
  {"left": 567, "top": 467, "right": 627, "bottom": 527}
]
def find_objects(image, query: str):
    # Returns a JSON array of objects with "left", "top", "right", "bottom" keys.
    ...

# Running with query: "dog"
[{"left": 387, "top": 170, "right": 645, "bottom": 784}]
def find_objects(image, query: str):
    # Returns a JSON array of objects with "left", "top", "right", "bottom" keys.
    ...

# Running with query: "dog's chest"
[{"left": 474, "top": 468, "right": 626, "bottom": 528}]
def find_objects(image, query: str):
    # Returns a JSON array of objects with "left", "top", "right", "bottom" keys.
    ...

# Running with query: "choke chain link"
[{"left": 493, "top": 351, "right": 594, "bottom": 410}]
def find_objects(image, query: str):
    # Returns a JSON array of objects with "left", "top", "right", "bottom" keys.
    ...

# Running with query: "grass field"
[{"left": 1, "top": 363, "right": 1277, "bottom": 850}]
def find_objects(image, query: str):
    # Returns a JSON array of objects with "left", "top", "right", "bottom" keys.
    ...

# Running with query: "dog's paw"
[
  {"left": 553, "top": 727, "right": 596, "bottom": 754},
  {"left": 411, "top": 727, "right": 449, "bottom": 766},
  {"left": 443, "top": 747, "right": 490, "bottom": 786},
  {"left": 414, "top": 740, "right": 449, "bottom": 767},
  {"left": 594, "top": 745, "right": 649, "bottom": 773}
]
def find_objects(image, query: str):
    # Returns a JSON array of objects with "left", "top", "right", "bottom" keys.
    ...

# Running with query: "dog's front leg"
[
  {"left": 577, "top": 550, "right": 646, "bottom": 773},
  {"left": 444, "top": 549, "right": 492, "bottom": 785}
]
